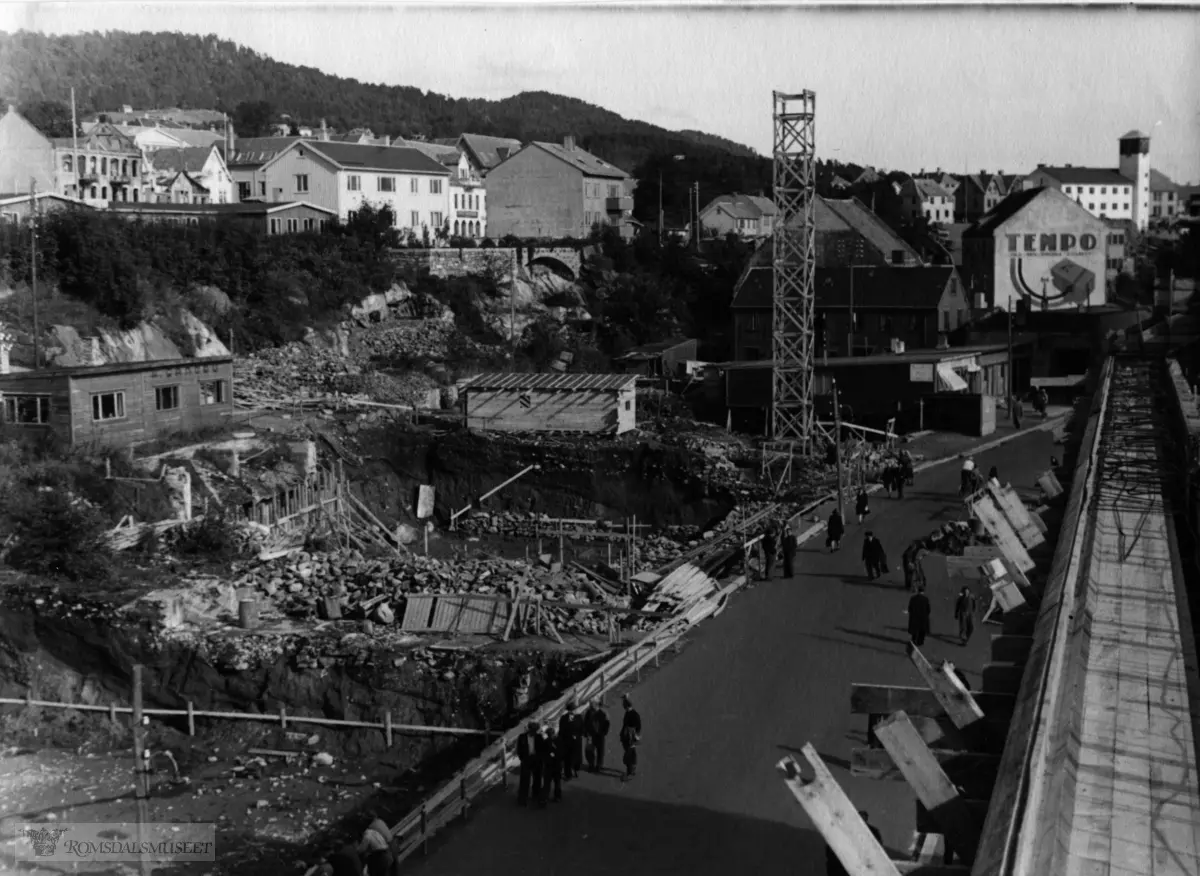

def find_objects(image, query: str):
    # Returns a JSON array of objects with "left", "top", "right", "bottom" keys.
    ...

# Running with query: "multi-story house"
[
  {"left": 157, "top": 171, "right": 210, "bottom": 205},
  {"left": 898, "top": 177, "right": 955, "bottom": 224},
  {"left": 485, "top": 136, "right": 635, "bottom": 239},
  {"left": 0, "top": 105, "right": 57, "bottom": 195},
  {"left": 148, "top": 145, "right": 234, "bottom": 204},
  {"left": 83, "top": 121, "right": 223, "bottom": 153},
  {"left": 403, "top": 140, "right": 487, "bottom": 238},
  {"left": 53, "top": 122, "right": 147, "bottom": 206},
  {"left": 439, "top": 133, "right": 524, "bottom": 179},
  {"left": 1150, "top": 169, "right": 1182, "bottom": 223},
  {"left": 221, "top": 136, "right": 302, "bottom": 202},
  {"left": 955, "top": 172, "right": 1006, "bottom": 223},
  {"left": 1022, "top": 131, "right": 1153, "bottom": 230},
  {"left": 698, "top": 193, "right": 777, "bottom": 238},
  {"left": 258, "top": 140, "right": 451, "bottom": 234}
]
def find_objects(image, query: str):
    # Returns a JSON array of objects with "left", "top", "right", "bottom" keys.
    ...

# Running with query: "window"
[
  {"left": 294, "top": 174, "right": 309, "bottom": 193},
  {"left": 430, "top": 179, "right": 443, "bottom": 194},
  {"left": 410, "top": 178, "right": 419, "bottom": 193},
  {"left": 748, "top": 313, "right": 761, "bottom": 331},
  {"left": 609, "top": 184, "right": 620, "bottom": 198},
  {"left": 1101, "top": 187, "right": 1107, "bottom": 194},
  {"left": 1089, "top": 187, "right": 1095, "bottom": 194},
  {"left": 131, "top": 160, "right": 138, "bottom": 176},
  {"left": 431, "top": 212, "right": 443, "bottom": 228},
  {"left": 378, "top": 176, "right": 395, "bottom": 192},
  {"left": 318, "top": 219, "right": 328, "bottom": 230},
  {"left": 303, "top": 218, "right": 314, "bottom": 231},
  {"left": 101, "top": 157, "right": 107, "bottom": 174},
  {"left": 62, "top": 155, "right": 73, "bottom": 172},
  {"left": 259, "top": 182, "right": 266, "bottom": 197},
  {"left": 155, "top": 385, "right": 180, "bottom": 412},
  {"left": 101, "top": 186, "right": 108, "bottom": 200},
  {"left": 121, "top": 159, "right": 128, "bottom": 175},
  {"left": 238, "top": 182, "right": 251, "bottom": 200},
  {"left": 1101, "top": 203, "right": 1107, "bottom": 211},
  {"left": 3, "top": 394, "right": 51, "bottom": 425},
  {"left": 91, "top": 391, "right": 126, "bottom": 422},
  {"left": 199, "top": 380, "right": 226, "bottom": 405},
  {"left": 411, "top": 211, "right": 420, "bottom": 228},
  {"left": 941, "top": 310, "right": 950, "bottom": 331},
  {"left": 348, "top": 175, "right": 361, "bottom": 191},
  {"left": 1124, "top": 203, "right": 1129, "bottom": 211},
  {"left": 270, "top": 217, "right": 281, "bottom": 234},
  {"left": 286, "top": 218, "right": 298, "bottom": 233},
  {"left": 624, "top": 400, "right": 632, "bottom": 411},
  {"left": 454, "top": 194, "right": 459, "bottom": 209},
  {"left": 1088, "top": 203, "right": 1095, "bottom": 210}
]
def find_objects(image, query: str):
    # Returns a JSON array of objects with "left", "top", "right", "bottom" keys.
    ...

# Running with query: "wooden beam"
[
  {"left": 968, "top": 494, "right": 1035, "bottom": 573},
  {"left": 986, "top": 483, "right": 1045, "bottom": 549},
  {"left": 874, "top": 712, "right": 980, "bottom": 866},
  {"left": 851, "top": 684, "right": 1013, "bottom": 719},
  {"left": 777, "top": 748, "right": 901, "bottom": 876},
  {"left": 907, "top": 646, "right": 986, "bottom": 730},
  {"left": 850, "top": 747, "right": 1000, "bottom": 784}
]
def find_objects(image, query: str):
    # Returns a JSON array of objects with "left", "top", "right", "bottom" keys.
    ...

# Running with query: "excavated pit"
[{"left": 350, "top": 425, "right": 752, "bottom": 528}]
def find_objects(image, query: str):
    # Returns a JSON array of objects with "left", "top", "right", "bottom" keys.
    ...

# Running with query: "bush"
[
  {"left": 3, "top": 485, "right": 113, "bottom": 582},
  {"left": 174, "top": 512, "right": 245, "bottom": 560}
]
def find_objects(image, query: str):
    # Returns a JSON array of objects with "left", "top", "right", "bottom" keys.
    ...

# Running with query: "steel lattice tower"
[{"left": 770, "top": 90, "right": 817, "bottom": 466}]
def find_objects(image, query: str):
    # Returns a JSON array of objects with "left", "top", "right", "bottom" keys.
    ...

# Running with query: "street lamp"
[{"left": 659, "top": 154, "right": 685, "bottom": 245}]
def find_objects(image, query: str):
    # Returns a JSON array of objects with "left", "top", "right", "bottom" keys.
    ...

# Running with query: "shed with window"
[
  {"left": 0, "top": 356, "right": 233, "bottom": 446},
  {"left": 460, "top": 372, "right": 638, "bottom": 435}
]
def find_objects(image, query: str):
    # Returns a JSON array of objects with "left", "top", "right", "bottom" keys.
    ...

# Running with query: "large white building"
[
  {"left": 258, "top": 140, "right": 451, "bottom": 235},
  {"left": 1022, "top": 130, "right": 1153, "bottom": 231}
]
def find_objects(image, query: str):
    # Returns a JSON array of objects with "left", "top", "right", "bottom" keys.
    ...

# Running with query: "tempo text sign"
[{"left": 15, "top": 822, "right": 217, "bottom": 863}]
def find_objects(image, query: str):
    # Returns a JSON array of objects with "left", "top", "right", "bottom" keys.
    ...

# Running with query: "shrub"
[
  {"left": 3, "top": 485, "right": 113, "bottom": 582},
  {"left": 174, "top": 512, "right": 245, "bottom": 559}
]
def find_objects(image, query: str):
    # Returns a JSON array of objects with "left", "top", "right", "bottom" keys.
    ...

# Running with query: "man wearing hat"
[
  {"left": 515, "top": 720, "right": 542, "bottom": 807},
  {"left": 619, "top": 694, "right": 643, "bottom": 781},
  {"left": 558, "top": 700, "right": 583, "bottom": 780},
  {"left": 583, "top": 699, "right": 611, "bottom": 773},
  {"left": 541, "top": 722, "right": 563, "bottom": 803}
]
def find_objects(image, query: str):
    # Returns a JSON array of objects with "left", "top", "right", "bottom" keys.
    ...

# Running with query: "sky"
[{"left": 2, "top": 2, "right": 1199, "bottom": 183}]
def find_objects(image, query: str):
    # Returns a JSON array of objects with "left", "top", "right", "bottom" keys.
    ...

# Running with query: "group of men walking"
[{"left": 516, "top": 695, "right": 643, "bottom": 807}]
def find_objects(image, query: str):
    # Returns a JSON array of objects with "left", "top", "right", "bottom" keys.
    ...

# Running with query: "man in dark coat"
[
  {"left": 583, "top": 700, "right": 611, "bottom": 773},
  {"left": 825, "top": 810, "right": 883, "bottom": 876},
  {"left": 515, "top": 721, "right": 541, "bottom": 806},
  {"left": 826, "top": 508, "right": 845, "bottom": 552},
  {"left": 1012, "top": 395, "right": 1024, "bottom": 429},
  {"left": 781, "top": 526, "right": 798, "bottom": 578},
  {"left": 541, "top": 724, "right": 562, "bottom": 803},
  {"left": 761, "top": 526, "right": 778, "bottom": 581},
  {"left": 619, "top": 694, "right": 642, "bottom": 781},
  {"left": 954, "top": 586, "right": 978, "bottom": 645},
  {"left": 862, "top": 532, "right": 888, "bottom": 580},
  {"left": 907, "top": 585, "right": 932, "bottom": 647},
  {"left": 558, "top": 701, "right": 583, "bottom": 780}
]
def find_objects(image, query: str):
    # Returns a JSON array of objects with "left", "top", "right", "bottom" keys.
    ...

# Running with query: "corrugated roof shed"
[
  {"left": 462, "top": 373, "right": 638, "bottom": 392},
  {"left": 731, "top": 265, "right": 955, "bottom": 310}
]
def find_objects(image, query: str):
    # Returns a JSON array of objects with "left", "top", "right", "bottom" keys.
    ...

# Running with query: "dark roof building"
[
  {"left": 457, "top": 133, "right": 526, "bottom": 174},
  {"left": 107, "top": 200, "right": 336, "bottom": 233}
]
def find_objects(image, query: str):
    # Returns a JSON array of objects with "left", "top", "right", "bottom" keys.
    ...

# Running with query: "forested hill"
[{"left": 0, "top": 30, "right": 773, "bottom": 222}]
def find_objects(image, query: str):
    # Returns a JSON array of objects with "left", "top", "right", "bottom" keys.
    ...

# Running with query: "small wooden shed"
[
  {"left": 615, "top": 338, "right": 698, "bottom": 378},
  {"left": 462, "top": 372, "right": 638, "bottom": 435}
]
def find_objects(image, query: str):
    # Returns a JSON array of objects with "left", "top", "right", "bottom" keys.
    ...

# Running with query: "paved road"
[{"left": 405, "top": 429, "right": 1059, "bottom": 876}]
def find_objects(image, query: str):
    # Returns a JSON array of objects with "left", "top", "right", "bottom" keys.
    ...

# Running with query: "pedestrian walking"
[
  {"left": 855, "top": 488, "right": 870, "bottom": 524},
  {"left": 516, "top": 721, "right": 541, "bottom": 807},
  {"left": 558, "top": 701, "right": 583, "bottom": 779},
  {"left": 954, "top": 586, "right": 978, "bottom": 645},
  {"left": 781, "top": 525, "right": 798, "bottom": 578},
  {"left": 907, "top": 585, "right": 932, "bottom": 647},
  {"left": 542, "top": 724, "right": 563, "bottom": 803},
  {"left": 900, "top": 450, "right": 915, "bottom": 487},
  {"left": 826, "top": 508, "right": 845, "bottom": 552},
  {"left": 902, "top": 542, "right": 919, "bottom": 591},
  {"left": 619, "top": 694, "right": 642, "bottom": 781},
  {"left": 960, "top": 456, "right": 977, "bottom": 496},
  {"left": 880, "top": 465, "right": 894, "bottom": 498},
  {"left": 894, "top": 464, "right": 906, "bottom": 499},
  {"left": 1012, "top": 395, "right": 1024, "bottom": 430},
  {"left": 761, "top": 525, "right": 778, "bottom": 581},
  {"left": 825, "top": 811, "right": 883, "bottom": 876},
  {"left": 583, "top": 700, "right": 611, "bottom": 773},
  {"left": 862, "top": 531, "right": 888, "bottom": 581}
]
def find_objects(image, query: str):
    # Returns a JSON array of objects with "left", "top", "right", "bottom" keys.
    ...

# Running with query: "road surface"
[{"left": 404, "top": 429, "right": 1060, "bottom": 876}]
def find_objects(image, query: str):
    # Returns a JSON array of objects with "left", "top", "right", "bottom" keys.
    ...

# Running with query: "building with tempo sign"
[{"left": 961, "top": 187, "right": 1111, "bottom": 313}]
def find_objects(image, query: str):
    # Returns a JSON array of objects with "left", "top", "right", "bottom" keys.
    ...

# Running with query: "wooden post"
[
  {"left": 385, "top": 711, "right": 393, "bottom": 747},
  {"left": 279, "top": 705, "right": 287, "bottom": 730},
  {"left": 631, "top": 514, "right": 638, "bottom": 578},
  {"left": 907, "top": 646, "right": 985, "bottom": 730},
  {"left": 421, "top": 804, "right": 429, "bottom": 854},
  {"left": 187, "top": 701, "right": 195, "bottom": 737},
  {"left": 874, "top": 711, "right": 981, "bottom": 865},
  {"left": 132, "top": 664, "right": 148, "bottom": 800},
  {"left": 109, "top": 702, "right": 117, "bottom": 724},
  {"left": 777, "top": 748, "right": 900, "bottom": 876},
  {"left": 607, "top": 541, "right": 612, "bottom": 565},
  {"left": 558, "top": 520, "right": 565, "bottom": 566},
  {"left": 424, "top": 523, "right": 429, "bottom": 555}
]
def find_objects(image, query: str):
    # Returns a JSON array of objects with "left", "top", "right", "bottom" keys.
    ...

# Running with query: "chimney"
[
  {"left": 0, "top": 323, "right": 13, "bottom": 374},
  {"left": 320, "top": 118, "right": 329, "bottom": 142},
  {"left": 563, "top": 135, "right": 576, "bottom": 151},
  {"left": 384, "top": 135, "right": 391, "bottom": 146}
]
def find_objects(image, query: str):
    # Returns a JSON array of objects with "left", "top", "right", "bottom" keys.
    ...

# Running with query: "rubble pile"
[
  {"left": 233, "top": 549, "right": 653, "bottom": 638},
  {"left": 235, "top": 345, "right": 366, "bottom": 402},
  {"left": 455, "top": 512, "right": 692, "bottom": 567},
  {"left": 351, "top": 320, "right": 493, "bottom": 364}
]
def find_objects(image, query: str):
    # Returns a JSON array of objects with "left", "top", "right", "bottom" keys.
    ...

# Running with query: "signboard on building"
[{"left": 910, "top": 363, "right": 934, "bottom": 382}]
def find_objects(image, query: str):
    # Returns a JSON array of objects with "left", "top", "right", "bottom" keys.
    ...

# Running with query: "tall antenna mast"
[{"left": 763, "top": 89, "right": 817, "bottom": 491}]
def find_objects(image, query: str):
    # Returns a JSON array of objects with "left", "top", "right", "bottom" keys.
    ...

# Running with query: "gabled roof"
[
  {"left": 731, "top": 265, "right": 955, "bottom": 310},
  {"left": 0, "top": 192, "right": 92, "bottom": 208},
  {"left": 459, "top": 133, "right": 524, "bottom": 170},
  {"left": 51, "top": 122, "right": 138, "bottom": 154},
  {"left": 819, "top": 197, "right": 921, "bottom": 262},
  {"left": 910, "top": 178, "right": 953, "bottom": 199},
  {"left": 1032, "top": 166, "right": 1130, "bottom": 186},
  {"left": 165, "top": 171, "right": 208, "bottom": 193},
  {"left": 1149, "top": 169, "right": 1179, "bottom": 192},
  {"left": 107, "top": 200, "right": 336, "bottom": 217},
  {"left": 222, "top": 136, "right": 303, "bottom": 167},
  {"left": 524, "top": 141, "right": 630, "bottom": 180},
  {"left": 270, "top": 140, "right": 449, "bottom": 176},
  {"left": 1120, "top": 129, "right": 1148, "bottom": 140},
  {"left": 997, "top": 174, "right": 1022, "bottom": 195},
  {"left": 164, "top": 128, "right": 224, "bottom": 148},
  {"left": 702, "top": 193, "right": 777, "bottom": 220},
  {"left": 150, "top": 146, "right": 218, "bottom": 175},
  {"left": 962, "top": 187, "right": 1076, "bottom": 238},
  {"left": 400, "top": 139, "right": 461, "bottom": 168},
  {"left": 462, "top": 372, "right": 637, "bottom": 392}
]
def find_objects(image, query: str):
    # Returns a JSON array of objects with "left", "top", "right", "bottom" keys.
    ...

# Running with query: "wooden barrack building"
[{"left": 461, "top": 372, "right": 638, "bottom": 434}]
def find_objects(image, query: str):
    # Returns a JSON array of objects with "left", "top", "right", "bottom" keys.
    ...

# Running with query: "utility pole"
[
  {"left": 848, "top": 266, "right": 856, "bottom": 357},
  {"left": 30, "top": 178, "right": 40, "bottom": 370},
  {"left": 1007, "top": 297, "right": 1014, "bottom": 414},
  {"left": 833, "top": 380, "right": 845, "bottom": 520},
  {"left": 658, "top": 169, "right": 664, "bottom": 246}
]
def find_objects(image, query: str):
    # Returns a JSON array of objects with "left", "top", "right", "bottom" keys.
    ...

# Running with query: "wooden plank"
[
  {"left": 875, "top": 711, "right": 980, "bottom": 865},
  {"left": 400, "top": 595, "right": 437, "bottom": 632},
  {"left": 968, "top": 494, "right": 1035, "bottom": 573},
  {"left": 851, "top": 684, "right": 1014, "bottom": 719},
  {"left": 907, "top": 647, "right": 985, "bottom": 730},
  {"left": 987, "top": 483, "right": 1045, "bottom": 549},
  {"left": 777, "top": 749, "right": 901, "bottom": 876}
]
